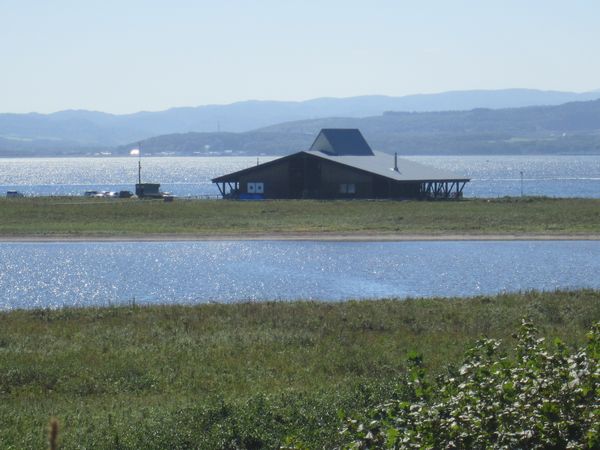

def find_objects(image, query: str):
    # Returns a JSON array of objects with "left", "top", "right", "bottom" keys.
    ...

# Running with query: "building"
[
  {"left": 212, "top": 129, "right": 469, "bottom": 200},
  {"left": 135, "top": 183, "right": 161, "bottom": 198}
]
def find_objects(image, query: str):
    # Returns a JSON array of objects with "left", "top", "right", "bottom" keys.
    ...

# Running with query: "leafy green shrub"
[{"left": 341, "top": 320, "right": 600, "bottom": 449}]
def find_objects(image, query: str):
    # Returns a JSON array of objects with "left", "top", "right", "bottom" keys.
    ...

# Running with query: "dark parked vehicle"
[{"left": 118, "top": 191, "right": 133, "bottom": 198}]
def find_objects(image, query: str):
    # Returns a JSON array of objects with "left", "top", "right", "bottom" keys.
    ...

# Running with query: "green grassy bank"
[
  {"left": 1, "top": 290, "right": 599, "bottom": 448},
  {"left": 0, "top": 197, "right": 599, "bottom": 236}
]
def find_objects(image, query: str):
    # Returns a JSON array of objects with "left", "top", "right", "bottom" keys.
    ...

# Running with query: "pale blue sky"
[{"left": 1, "top": 0, "right": 599, "bottom": 113}]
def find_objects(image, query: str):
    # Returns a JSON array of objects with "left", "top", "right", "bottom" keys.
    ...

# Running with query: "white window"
[
  {"left": 247, "top": 182, "right": 264, "bottom": 194},
  {"left": 339, "top": 183, "right": 356, "bottom": 194}
]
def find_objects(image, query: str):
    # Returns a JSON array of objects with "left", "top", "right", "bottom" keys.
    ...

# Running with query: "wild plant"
[{"left": 341, "top": 320, "right": 599, "bottom": 449}]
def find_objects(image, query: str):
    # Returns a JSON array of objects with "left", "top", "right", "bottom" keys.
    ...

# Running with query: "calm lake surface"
[
  {"left": 1, "top": 240, "right": 599, "bottom": 310},
  {"left": 0, "top": 155, "right": 599, "bottom": 198}
]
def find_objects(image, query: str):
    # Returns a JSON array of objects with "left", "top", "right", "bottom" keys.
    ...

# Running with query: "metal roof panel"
[{"left": 305, "top": 150, "right": 470, "bottom": 182}]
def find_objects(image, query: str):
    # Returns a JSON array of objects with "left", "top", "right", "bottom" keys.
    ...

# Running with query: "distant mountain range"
[
  {"left": 126, "top": 99, "right": 600, "bottom": 156},
  {"left": 2, "top": 88, "right": 600, "bottom": 156}
]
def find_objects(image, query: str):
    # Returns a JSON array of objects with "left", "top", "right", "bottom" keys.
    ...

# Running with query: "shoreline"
[{"left": 1, "top": 232, "right": 600, "bottom": 242}]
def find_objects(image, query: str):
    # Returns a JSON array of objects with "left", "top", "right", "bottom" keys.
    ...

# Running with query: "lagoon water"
[
  {"left": 0, "top": 154, "right": 599, "bottom": 198},
  {"left": 1, "top": 240, "right": 599, "bottom": 310}
]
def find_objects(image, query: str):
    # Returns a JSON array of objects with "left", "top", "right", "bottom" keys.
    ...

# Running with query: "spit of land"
[{"left": 0, "top": 196, "right": 599, "bottom": 239}]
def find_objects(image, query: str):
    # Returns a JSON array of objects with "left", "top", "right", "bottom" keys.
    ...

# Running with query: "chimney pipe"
[{"left": 394, "top": 152, "right": 398, "bottom": 171}]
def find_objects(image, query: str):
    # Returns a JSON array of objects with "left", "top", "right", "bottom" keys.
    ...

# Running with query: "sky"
[{"left": 1, "top": 0, "right": 600, "bottom": 114}]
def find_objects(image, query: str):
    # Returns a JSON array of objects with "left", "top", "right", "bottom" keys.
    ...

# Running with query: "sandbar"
[{"left": 1, "top": 232, "right": 599, "bottom": 242}]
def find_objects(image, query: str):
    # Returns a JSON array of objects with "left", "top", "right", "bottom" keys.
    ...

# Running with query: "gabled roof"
[{"left": 309, "top": 129, "right": 374, "bottom": 156}]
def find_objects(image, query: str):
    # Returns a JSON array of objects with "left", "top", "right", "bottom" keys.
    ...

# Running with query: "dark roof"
[{"left": 309, "top": 129, "right": 374, "bottom": 156}]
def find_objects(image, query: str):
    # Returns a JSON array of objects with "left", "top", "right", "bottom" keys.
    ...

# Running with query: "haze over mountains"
[{"left": 2, "top": 88, "right": 600, "bottom": 156}]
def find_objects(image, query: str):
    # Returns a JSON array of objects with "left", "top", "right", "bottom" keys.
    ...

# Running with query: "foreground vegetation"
[
  {"left": 1, "top": 290, "right": 599, "bottom": 448},
  {"left": 343, "top": 320, "right": 599, "bottom": 449},
  {"left": 1, "top": 196, "right": 600, "bottom": 236}
]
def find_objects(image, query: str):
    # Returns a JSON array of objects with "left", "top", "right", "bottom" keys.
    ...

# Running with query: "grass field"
[
  {"left": 1, "top": 290, "right": 599, "bottom": 448},
  {"left": 0, "top": 196, "right": 599, "bottom": 236}
]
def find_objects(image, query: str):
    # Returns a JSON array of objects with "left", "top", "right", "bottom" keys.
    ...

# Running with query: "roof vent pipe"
[{"left": 394, "top": 152, "right": 399, "bottom": 171}]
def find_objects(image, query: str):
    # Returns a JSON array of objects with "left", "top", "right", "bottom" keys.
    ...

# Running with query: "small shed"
[
  {"left": 212, "top": 129, "right": 469, "bottom": 200},
  {"left": 135, "top": 183, "right": 161, "bottom": 198}
]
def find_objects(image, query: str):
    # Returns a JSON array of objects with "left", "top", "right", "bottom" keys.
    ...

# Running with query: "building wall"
[
  {"left": 391, "top": 181, "right": 422, "bottom": 198},
  {"left": 372, "top": 176, "right": 423, "bottom": 198},
  {"left": 238, "top": 159, "right": 292, "bottom": 198},
  {"left": 225, "top": 153, "right": 426, "bottom": 200},
  {"left": 318, "top": 160, "right": 373, "bottom": 198}
]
